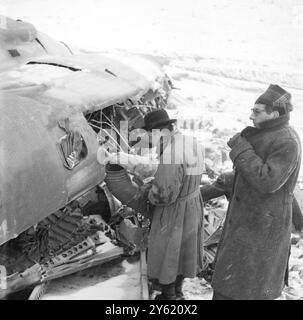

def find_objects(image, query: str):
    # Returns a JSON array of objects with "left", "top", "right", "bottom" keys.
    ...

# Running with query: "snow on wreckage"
[{"left": 0, "top": 16, "right": 173, "bottom": 299}]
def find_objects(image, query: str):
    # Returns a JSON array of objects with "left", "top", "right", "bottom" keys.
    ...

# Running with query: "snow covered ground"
[
  {"left": 1, "top": 0, "right": 303, "bottom": 300},
  {"left": 42, "top": 256, "right": 141, "bottom": 300}
]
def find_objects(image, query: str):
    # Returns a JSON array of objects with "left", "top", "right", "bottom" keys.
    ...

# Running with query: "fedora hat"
[{"left": 142, "top": 109, "right": 176, "bottom": 130}]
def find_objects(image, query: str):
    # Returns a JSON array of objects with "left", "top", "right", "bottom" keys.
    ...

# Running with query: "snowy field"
[{"left": 1, "top": 0, "right": 303, "bottom": 300}]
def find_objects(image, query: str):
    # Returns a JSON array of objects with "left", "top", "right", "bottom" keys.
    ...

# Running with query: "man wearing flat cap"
[
  {"left": 142, "top": 109, "right": 204, "bottom": 300},
  {"left": 211, "top": 85, "right": 301, "bottom": 300}
]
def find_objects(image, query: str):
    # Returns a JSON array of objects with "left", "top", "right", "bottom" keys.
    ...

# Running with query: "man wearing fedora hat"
[
  {"left": 142, "top": 109, "right": 205, "bottom": 300},
  {"left": 211, "top": 84, "right": 301, "bottom": 300},
  {"left": 142, "top": 109, "right": 177, "bottom": 131}
]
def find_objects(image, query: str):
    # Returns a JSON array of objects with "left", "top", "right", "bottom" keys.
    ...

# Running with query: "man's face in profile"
[{"left": 249, "top": 103, "right": 277, "bottom": 128}]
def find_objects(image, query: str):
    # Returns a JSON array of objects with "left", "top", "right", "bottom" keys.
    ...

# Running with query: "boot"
[
  {"left": 155, "top": 282, "right": 177, "bottom": 300},
  {"left": 151, "top": 278, "right": 161, "bottom": 292},
  {"left": 175, "top": 275, "right": 185, "bottom": 300}
]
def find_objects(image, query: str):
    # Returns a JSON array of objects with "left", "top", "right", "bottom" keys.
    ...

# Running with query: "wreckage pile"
[
  {"left": 17, "top": 209, "right": 114, "bottom": 264},
  {"left": 0, "top": 190, "right": 113, "bottom": 273},
  {"left": 0, "top": 182, "right": 151, "bottom": 298}
]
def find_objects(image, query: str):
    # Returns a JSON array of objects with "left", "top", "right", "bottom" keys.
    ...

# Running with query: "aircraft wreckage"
[{"left": 0, "top": 16, "right": 181, "bottom": 298}]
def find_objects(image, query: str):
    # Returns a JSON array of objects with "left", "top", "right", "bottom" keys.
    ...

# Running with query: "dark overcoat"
[{"left": 211, "top": 115, "right": 301, "bottom": 300}]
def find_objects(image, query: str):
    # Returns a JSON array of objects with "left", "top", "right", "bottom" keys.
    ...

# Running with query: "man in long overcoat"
[
  {"left": 142, "top": 109, "right": 204, "bottom": 300},
  {"left": 211, "top": 84, "right": 302, "bottom": 300},
  {"left": 201, "top": 171, "right": 303, "bottom": 233}
]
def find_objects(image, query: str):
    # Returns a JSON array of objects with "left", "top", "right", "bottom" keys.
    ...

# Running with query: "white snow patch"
[{"left": 42, "top": 256, "right": 141, "bottom": 300}]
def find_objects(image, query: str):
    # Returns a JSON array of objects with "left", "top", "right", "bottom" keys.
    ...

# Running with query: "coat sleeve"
[
  {"left": 148, "top": 164, "right": 184, "bottom": 206},
  {"left": 230, "top": 137, "right": 300, "bottom": 194},
  {"left": 200, "top": 171, "right": 235, "bottom": 201}
]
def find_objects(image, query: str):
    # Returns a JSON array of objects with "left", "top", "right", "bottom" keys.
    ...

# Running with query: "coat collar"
[
  {"left": 241, "top": 114, "right": 290, "bottom": 138},
  {"left": 258, "top": 114, "right": 290, "bottom": 130}
]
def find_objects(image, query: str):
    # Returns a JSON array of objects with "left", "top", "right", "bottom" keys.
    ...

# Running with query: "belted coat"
[
  {"left": 211, "top": 115, "right": 301, "bottom": 300},
  {"left": 146, "top": 132, "right": 204, "bottom": 285}
]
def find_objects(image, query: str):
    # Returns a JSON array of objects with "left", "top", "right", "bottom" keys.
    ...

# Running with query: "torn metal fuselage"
[{"left": 0, "top": 17, "right": 172, "bottom": 298}]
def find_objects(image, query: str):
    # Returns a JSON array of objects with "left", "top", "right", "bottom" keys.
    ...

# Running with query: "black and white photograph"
[{"left": 0, "top": 0, "right": 303, "bottom": 302}]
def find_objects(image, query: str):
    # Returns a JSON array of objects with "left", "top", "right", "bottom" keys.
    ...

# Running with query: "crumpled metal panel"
[
  {"left": 0, "top": 52, "right": 164, "bottom": 115},
  {"left": 0, "top": 93, "right": 104, "bottom": 246},
  {"left": 0, "top": 17, "right": 169, "bottom": 247}
]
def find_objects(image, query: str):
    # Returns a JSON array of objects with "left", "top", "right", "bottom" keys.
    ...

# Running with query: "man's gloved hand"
[
  {"left": 227, "top": 133, "right": 242, "bottom": 148},
  {"left": 228, "top": 132, "right": 253, "bottom": 163}
]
